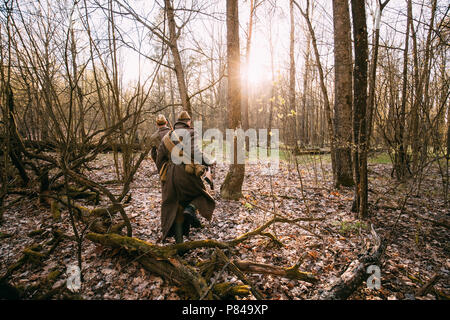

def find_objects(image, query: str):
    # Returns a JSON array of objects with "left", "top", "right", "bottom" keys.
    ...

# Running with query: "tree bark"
[
  {"left": 220, "top": 0, "right": 245, "bottom": 200},
  {"left": 288, "top": 0, "right": 297, "bottom": 149},
  {"left": 242, "top": 0, "right": 256, "bottom": 141},
  {"left": 332, "top": 0, "right": 354, "bottom": 188},
  {"left": 367, "top": 0, "right": 390, "bottom": 147},
  {"left": 395, "top": 0, "right": 411, "bottom": 180},
  {"left": 351, "top": 0, "right": 369, "bottom": 217},
  {"left": 164, "top": 0, "right": 192, "bottom": 115},
  {"left": 409, "top": 0, "right": 420, "bottom": 174}
]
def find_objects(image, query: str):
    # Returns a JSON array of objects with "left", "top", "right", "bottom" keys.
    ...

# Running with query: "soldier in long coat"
[
  {"left": 148, "top": 114, "right": 171, "bottom": 163},
  {"left": 156, "top": 111, "right": 215, "bottom": 243}
]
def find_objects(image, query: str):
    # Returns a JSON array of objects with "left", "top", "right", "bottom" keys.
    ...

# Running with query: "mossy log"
[
  {"left": 86, "top": 232, "right": 211, "bottom": 299},
  {"left": 56, "top": 198, "right": 125, "bottom": 234},
  {"left": 70, "top": 202, "right": 122, "bottom": 220},
  {"left": 86, "top": 233, "right": 251, "bottom": 300},
  {"left": 85, "top": 214, "right": 326, "bottom": 299},
  {"left": 51, "top": 201, "right": 61, "bottom": 221},
  {"left": 212, "top": 283, "right": 251, "bottom": 299},
  {"left": 28, "top": 229, "right": 47, "bottom": 237},
  {"left": 86, "top": 233, "right": 178, "bottom": 258},
  {"left": 23, "top": 248, "right": 46, "bottom": 264},
  {"left": 0, "top": 244, "right": 42, "bottom": 282},
  {"left": 63, "top": 168, "right": 132, "bottom": 237}
]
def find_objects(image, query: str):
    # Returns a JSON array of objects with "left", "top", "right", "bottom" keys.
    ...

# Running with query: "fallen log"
[
  {"left": 13, "top": 138, "right": 144, "bottom": 154},
  {"left": 410, "top": 211, "right": 450, "bottom": 230},
  {"left": 86, "top": 233, "right": 249, "bottom": 300},
  {"left": 49, "top": 197, "right": 124, "bottom": 234},
  {"left": 212, "top": 283, "right": 251, "bottom": 299},
  {"left": 63, "top": 167, "right": 132, "bottom": 237},
  {"left": 296, "top": 149, "right": 330, "bottom": 155},
  {"left": 317, "top": 225, "right": 386, "bottom": 300},
  {"left": 85, "top": 214, "right": 325, "bottom": 299}
]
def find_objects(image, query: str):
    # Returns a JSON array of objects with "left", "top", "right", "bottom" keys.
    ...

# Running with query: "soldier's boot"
[
  {"left": 183, "top": 204, "right": 203, "bottom": 229},
  {"left": 174, "top": 222, "right": 184, "bottom": 244},
  {"left": 174, "top": 206, "right": 185, "bottom": 244}
]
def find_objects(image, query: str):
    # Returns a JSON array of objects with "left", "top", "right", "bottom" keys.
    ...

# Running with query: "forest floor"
[{"left": 0, "top": 152, "right": 449, "bottom": 300}]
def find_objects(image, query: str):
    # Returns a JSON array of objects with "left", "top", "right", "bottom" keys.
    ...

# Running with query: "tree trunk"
[
  {"left": 6, "top": 85, "right": 29, "bottom": 186},
  {"left": 288, "top": 0, "right": 297, "bottom": 149},
  {"left": 409, "top": 0, "right": 420, "bottom": 174},
  {"left": 351, "top": 0, "right": 368, "bottom": 217},
  {"left": 165, "top": 0, "right": 192, "bottom": 115},
  {"left": 301, "top": 38, "right": 310, "bottom": 146},
  {"left": 332, "top": 0, "right": 354, "bottom": 188},
  {"left": 220, "top": 0, "right": 245, "bottom": 200},
  {"left": 367, "top": 0, "right": 390, "bottom": 147},
  {"left": 395, "top": 0, "right": 411, "bottom": 180},
  {"left": 295, "top": 0, "right": 336, "bottom": 180},
  {"left": 242, "top": 0, "right": 256, "bottom": 152}
]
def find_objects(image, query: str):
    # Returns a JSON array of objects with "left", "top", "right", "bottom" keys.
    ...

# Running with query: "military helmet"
[
  {"left": 156, "top": 114, "right": 168, "bottom": 125},
  {"left": 177, "top": 110, "right": 191, "bottom": 122}
]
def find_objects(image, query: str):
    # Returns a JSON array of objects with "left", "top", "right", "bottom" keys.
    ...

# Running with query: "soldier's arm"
[
  {"left": 155, "top": 141, "right": 169, "bottom": 171},
  {"left": 148, "top": 130, "right": 160, "bottom": 148},
  {"left": 150, "top": 146, "right": 157, "bottom": 162}
]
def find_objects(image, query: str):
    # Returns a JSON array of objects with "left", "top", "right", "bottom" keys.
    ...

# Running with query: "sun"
[{"left": 243, "top": 41, "right": 271, "bottom": 87}]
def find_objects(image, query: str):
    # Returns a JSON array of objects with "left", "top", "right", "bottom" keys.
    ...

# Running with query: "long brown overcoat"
[
  {"left": 148, "top": 125, "right": 171, "bottom": 162},
  {"left": 156, "top": 121, "right": 215, "bottom": 240}
]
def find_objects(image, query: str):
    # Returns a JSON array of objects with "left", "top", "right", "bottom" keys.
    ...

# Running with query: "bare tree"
[
  {"left": 350, "top": 0, "right": 369, "bottom": 217},
  {"left": 164, "top": 0, "right": 192, "bottom": 115},
  {"left": 366, "top": 0, "right": 390, "bottom": 146},
  {"left": 220, "top": 0, "right": 245, "bottom": 200},
  {"left": 332, "top": 0, "right": 354, "bottom": 188},
  {"left": 288, "top": 0, "right": 297, "bottom": 149},
  {"left": 295, "top": 0, "right": 336, "bottom": 180},
  {"left": 242, "top": 0, "right": 258, "bottom": 143}
]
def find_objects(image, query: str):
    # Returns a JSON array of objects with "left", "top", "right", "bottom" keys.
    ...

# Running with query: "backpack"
[{"left": 160, "top": 130, "right": 206, "bottom": 181}]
